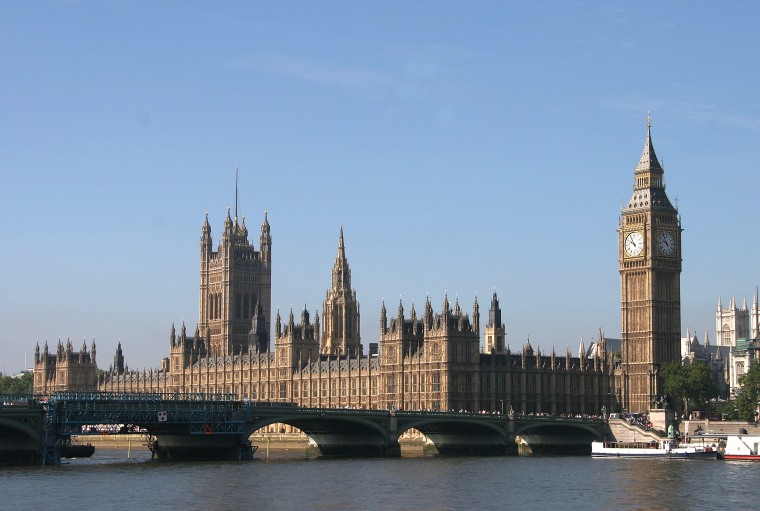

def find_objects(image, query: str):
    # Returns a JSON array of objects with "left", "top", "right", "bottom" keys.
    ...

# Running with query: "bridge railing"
[
  {"left": 46, "top": 391, "right": 240, "bottom": 402},
  {"left": 0, "top": 393, "right": 37, "bottom": 405}
]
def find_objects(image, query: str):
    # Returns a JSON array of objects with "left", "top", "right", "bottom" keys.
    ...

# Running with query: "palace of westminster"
[{"left": 35, "top": 122, "right": 742, "bottom": 416}]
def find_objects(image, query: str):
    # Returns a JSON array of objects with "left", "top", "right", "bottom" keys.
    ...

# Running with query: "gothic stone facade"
[
  {"left": 35, "top": 122, "right": 680, "bottom": 416},
  {"left": 34, "top": 218, "right": 613, "bottom": 416}
]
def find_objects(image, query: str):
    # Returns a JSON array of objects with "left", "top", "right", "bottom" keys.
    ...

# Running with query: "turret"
[
  {"left": 201, "top": 211, "right": 212, "bottom": 259},
  {"left": 223, "top": 207, "right": 233, "bottom": 243},
  {"left": 114, "top": 342, "right": 125, "bottom": 374},
  {"left": 260, "top": 211, "right": 271, "bottom": 263},
  {"left": 240, "top": 215, "right": 248, "bottom": 239},
  {"left": 424, "top": 295, "right": 433, "bottom": 329},
  {"left": 314, "top": 308, "right": 320, "bottom": 345},
  {"left": 484, "top": 291, "right": 506, "bottom": 353},
  {"left": 248, "top": 301, "right": 269, "bottom": 353},
  {"left": 301, "top": 305, "right": 310, "bottom": 340},
  {"left": 472, "top": 296, "right": 480, "bottom": 335}
]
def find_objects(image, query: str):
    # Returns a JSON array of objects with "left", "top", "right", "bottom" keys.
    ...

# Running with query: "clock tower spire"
[{"left": 619, "top": 115, "right": 682, "bottom": 413}]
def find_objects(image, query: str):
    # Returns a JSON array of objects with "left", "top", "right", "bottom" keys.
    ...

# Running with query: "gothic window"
[
  {"left": 340, "top": 380, "right": 347, "bottom": 397},
  {"left": 279, "top": 382, "right": 287, "bottom": 399},
  {"left": 236, "top": 294, "right": 242, "bottom": 320},
  {"left": 431, "top": 372, "right": 440, "bottom": 392},
  {"left": 243, "top": 294, "right": 249, "bottom": 319},
  {"left": 723, "top": 325, "right": 731, "bottom": 345},
  {"left": 387, "top": 375, "right": 396, "bottom": 394}
]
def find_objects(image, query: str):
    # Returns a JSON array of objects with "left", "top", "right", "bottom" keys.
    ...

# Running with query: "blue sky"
[{"left": 1, "top": 1, "right": 758, "bottom": 374}]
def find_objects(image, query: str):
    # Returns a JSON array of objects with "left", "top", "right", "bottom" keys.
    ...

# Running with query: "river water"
[{"left": 1, "top": 447, "right": 756, "bottom": 511}]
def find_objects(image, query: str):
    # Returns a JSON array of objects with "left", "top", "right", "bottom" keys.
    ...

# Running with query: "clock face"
[
  {"left": 658, "top": 231, "right": 676, "bottom": 256},
  {"left": 624, "top": 231, "right": 644, "bottom": 257}
]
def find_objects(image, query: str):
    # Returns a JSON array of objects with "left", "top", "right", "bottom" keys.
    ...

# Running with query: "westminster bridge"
[{"left": 0, "top": 393, "right": 604, "bottom": 465}]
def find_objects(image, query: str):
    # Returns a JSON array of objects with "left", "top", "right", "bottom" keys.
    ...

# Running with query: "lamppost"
[{"left": 498, "top": 399, "right": 504, "bottom": 415}]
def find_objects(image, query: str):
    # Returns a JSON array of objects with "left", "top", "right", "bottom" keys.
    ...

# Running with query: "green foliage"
[
  {"left": 716, "top": 399, "right": 740, "bottom": 421},
  {"left": 661, "top": 361, "right": 719, "bottom": 411},
  {"left": 0, "top": 372, "right": 33, "bottom": 394},
  {"left": 737, "top": 363, "right": 760, "bottom": 422}
]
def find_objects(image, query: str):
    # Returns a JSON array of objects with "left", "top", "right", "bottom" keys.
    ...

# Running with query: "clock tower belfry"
[{"left": 619, "top": 117, "right": 682, "bottom": 413}]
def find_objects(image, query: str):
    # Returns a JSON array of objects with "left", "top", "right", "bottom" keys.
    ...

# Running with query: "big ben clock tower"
[{"left": 619, "top": 116, "right": 682, "bottom": 413}]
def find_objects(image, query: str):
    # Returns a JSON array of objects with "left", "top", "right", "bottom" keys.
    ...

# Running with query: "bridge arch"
[
  {"left": 395, "top": 414, "right": 511, "bottom": 456},
  {"left": 513, "top": 419, "right": 603, "bottom": 454},
  {"left": 0, "top": 413, "right": 44, "bottom": 465},
  {"left": 0, "top": 417, "right": 41, "bottom": 443},
  {"left": 247, "top": 410, "right": 393, "bottom": 457}
]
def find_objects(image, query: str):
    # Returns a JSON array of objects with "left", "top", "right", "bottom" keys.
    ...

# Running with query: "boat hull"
[
  {"left": 723, "top": 435, "right": 760, "bottom": 461},
  {"left": 723, "top": 454, "right": 760, "bottom": 461},
  {"left": 591, "top": 441, "right": 717, "bottom": 460}
]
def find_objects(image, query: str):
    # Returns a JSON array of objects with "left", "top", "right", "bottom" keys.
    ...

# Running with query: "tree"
[
  {"left": 736, "top": 363, "right": 760, "bottom": 422},
  {"left": 661, "top": 361, "right": 719, "bottom": 412},
  {"left": 0, "top": 372, "right": 33, "bottom": 394}
]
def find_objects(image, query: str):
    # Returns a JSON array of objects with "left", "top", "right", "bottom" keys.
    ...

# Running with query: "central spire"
[
  {"left": 337, "top": 225, "right": 345, "bottom": 260},
  {"left": 332, "top": 226, "right": 351, "bottom": 291}
]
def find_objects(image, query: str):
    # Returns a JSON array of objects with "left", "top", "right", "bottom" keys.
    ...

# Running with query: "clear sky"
[{"left": 1, "top": 1, "right": 758, "bottom": 375}]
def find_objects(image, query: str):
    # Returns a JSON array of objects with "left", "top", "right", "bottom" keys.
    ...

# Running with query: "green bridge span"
[{"left": 1, "top": 393, "right": 604, "bottom": 465}]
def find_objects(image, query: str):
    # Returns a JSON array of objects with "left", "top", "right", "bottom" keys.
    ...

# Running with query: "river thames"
[{"left": 1, "top": 448, "right": 757, "bottom": 511}]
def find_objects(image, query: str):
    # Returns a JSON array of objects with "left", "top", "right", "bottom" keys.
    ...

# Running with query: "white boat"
[
  {"left": 722, "top": 435, "right": 760, "bottom": 461},
  {"left": 591, "top": 439, "right": 717, "bottom": 459}
]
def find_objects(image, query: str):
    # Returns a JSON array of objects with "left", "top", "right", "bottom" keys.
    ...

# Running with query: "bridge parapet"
[{"left": 5, "top": 394, "right": 611, "bottom": 464}]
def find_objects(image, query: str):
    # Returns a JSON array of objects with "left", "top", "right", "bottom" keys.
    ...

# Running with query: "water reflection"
[{"left": 2, "top": 451, "right": 760, "bottom": 511}]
